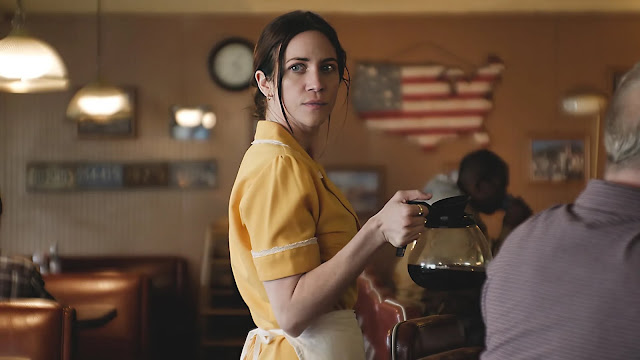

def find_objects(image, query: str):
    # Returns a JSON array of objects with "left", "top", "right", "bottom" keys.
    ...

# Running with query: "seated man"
[
  {"left": 0, "top": 192, "right": 55, "bottom": 300},
  {"left": 481, "top": 63, "right": 640, "bottom": 359},
  {"left": 392, "top": 150, "right": 532, "bottom": 346},
  {"left": 455, "top": 149, "right": 532, "bottom": 256}
]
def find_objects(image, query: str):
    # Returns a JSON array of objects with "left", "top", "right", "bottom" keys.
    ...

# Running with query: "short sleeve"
[{"left": 240, "top": 154, "right": 321, "bottom": 281}]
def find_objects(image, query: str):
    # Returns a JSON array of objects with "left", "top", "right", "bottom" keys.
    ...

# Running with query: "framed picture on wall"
[
  {"left": 73, "top": 86, "right": 137, "bottom": 139},
  {"left": 528, "top": 136, "right": 589, "bottom": 183},
  {"left": 325, "top": 166, "right": 385, "bottom": 220}
]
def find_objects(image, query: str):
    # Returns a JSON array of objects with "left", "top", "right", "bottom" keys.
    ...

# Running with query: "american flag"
[{"left": 352, "top": 56, "right": 504, "bottom": 151}]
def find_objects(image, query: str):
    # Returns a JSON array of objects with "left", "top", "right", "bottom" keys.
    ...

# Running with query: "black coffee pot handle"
[{"left": 396, "top": 200, "right": 431, "bottom": 257}]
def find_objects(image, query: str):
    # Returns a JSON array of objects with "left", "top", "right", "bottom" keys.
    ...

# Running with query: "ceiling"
[{"left": 1, "top": 0, "right": 640, "bottom": 15}]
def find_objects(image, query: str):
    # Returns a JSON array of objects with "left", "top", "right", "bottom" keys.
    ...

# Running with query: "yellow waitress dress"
[{"left": 228, "top": 121, "right": 361, "bottom": 359}]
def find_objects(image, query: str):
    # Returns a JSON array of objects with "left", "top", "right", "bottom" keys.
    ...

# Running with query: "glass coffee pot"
[{"left": 398, "top": 195, "right": 493, "bottom": 291}]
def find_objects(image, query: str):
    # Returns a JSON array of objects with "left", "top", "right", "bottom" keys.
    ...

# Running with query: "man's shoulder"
[
  {"left": 0, "top": 256, "right": 38, "bottom": 272},
  {"left": 0, "top": 255, "right": 53, "bottom": 300}
]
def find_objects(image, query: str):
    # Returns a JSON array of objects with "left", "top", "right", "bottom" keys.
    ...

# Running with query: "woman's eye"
[
  {"left": 322, "top": 64, "right": 336, "bottom": 73},
  {"left": 289, "top": 64, "right": 306, "bottom": 72}
]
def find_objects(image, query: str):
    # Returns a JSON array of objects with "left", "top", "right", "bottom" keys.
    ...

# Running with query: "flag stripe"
[
  {"left": 409, "top": 133, "right": 459, "bottom": 146},
  {"left": 403, "top": 92, "right": 488, "bottom": 100},
  {"left": 401, "top": 66, "right": 446, "bottom": 78},
  {"left": 402, "top": 82, "right": 493, "bottom": 95},
  {"left": 402, "top": 98, "right": 492, "bottom": 112},
  {"left": 366, "top": 116, "right": 483, "bottom": 128},
  {"left": 360, "top": 109, "right": 489, "bottom": 119},
  {"left": 378, "top": 126, "right": 483, "bottom": 135},
  {"left": 456, "top": 82, "right": 494, "bottom": 93},
  {"left": 402, "top": 74, "right": 499, "bottom": 84},
  {"left": 409, "top": 131, "right": 490, "bottom": 149}
]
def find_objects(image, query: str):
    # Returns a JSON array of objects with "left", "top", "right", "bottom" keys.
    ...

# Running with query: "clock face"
[{"left": 208, "top": 38, "right": 254, "bottom": 91}]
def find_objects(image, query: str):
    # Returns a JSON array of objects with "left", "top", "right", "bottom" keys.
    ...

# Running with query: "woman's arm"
[{"left": 263, "top": 190, "right": 429, "bottom": 337}]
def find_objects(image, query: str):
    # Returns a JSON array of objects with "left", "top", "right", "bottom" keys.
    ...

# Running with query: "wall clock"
[{"left": 207, "top": 37, "right": 254, "bottom": 91}]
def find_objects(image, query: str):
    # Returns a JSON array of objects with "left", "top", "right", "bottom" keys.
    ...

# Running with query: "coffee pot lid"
[{"left": 410, "top": 195, "right": 474, "bottom": 228}]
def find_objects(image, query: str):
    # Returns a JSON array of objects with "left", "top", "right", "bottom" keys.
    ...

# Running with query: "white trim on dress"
[
  {"left": 251, "top": 237, "right": 318, "bottom": 258},
  {"left": 251, "top": 139, "right": 290, "bottom": 147}
]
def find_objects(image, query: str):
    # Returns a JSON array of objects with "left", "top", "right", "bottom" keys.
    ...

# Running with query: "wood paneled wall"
[{"left": 1, "top": 13, "right": 639, "bottom": 285}]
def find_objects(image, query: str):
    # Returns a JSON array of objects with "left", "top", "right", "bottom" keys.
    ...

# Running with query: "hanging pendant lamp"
[
  {"left": 0, "top": 0, "right": 69, "bottom": 93},
  {"left": 66, "top": 0, "right": 132, "bottom": 123}
]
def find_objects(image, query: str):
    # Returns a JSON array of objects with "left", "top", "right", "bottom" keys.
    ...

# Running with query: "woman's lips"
[{"left": 303, "top": 101, "right": 327, "bottom": 109}]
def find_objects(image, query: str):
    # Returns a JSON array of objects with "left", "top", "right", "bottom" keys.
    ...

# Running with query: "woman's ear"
[{"left": 255, "top": 70, "right": 272, "bottom": 98}]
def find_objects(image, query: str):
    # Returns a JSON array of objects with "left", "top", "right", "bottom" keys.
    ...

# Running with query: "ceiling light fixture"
[
  {"left": 66, "top": 0, "right": 132, "bottom": 123},
  {"left": 0, "top": 0, "right": 69, "bottom": 93}
]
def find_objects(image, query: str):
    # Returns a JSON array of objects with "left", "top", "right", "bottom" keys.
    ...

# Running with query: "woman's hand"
[{"left": 370, "top": 190, "right": 431, "bottom": 248}]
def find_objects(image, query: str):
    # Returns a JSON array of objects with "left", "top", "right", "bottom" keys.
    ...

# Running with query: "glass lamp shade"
[
  {"left": 202, "top": 111, "right": 217, "bottom": 129},
  {"left": 0, "top": 31, "right": 69, "bottom": 93},
  {"left": 67, "top": 82, "right": 132, "bottom": 122},
  {"left": 173, "top": 106, "right": 217, "bottom": 128},
  {"left": 175, "top": 107, "right": 204, "bottom": 127},
  {"left": 561, "top": 93, "right": 607, "bottom": 116}
]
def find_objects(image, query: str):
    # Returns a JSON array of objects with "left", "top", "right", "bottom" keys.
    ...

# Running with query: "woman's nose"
[{"left": 306, "top": 71, "right": 324, "bottom": 92}]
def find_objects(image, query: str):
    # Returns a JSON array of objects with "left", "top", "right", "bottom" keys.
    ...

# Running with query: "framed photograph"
[
  {"left": 74, "top": 87, "right": 136, "bottom": 139},
  {"left": 529, "top": 136, "right": 589, "bottom": 183},
  {"left": 325, "top": 166, "right": 385, "bottom": 220}
]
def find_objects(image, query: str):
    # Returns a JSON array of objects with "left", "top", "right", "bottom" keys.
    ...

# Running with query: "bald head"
[{"left": 604, "top": 62, "right": 640, "bottom": 177}]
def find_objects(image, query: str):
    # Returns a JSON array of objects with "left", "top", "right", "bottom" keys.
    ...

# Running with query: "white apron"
[{"left": 240, "top": 309, "right": 365, "bottom": 360}]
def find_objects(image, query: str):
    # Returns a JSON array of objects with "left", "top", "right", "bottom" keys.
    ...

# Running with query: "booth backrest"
[
  {"left": 58, "top": 256, "right": 186, "bottom": 298},
  {"left": 0, "top": 298, "right": 75, "bottom": 360},
  {"left": 44, "top": 272, "right": 149, "bottom": 360},
  {"left": 56, "top": 255, "right": 191, "bottom": 360}
]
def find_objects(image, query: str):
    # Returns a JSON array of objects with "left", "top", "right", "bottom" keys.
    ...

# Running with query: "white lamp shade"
[
  {"left": 202, "top": 111, "right": 217, "bottom": 129},
  {"left": 0, "top": 32, "right": 69, "bottom": 93},
  {"left": 561, "top": 94, "right": 607, "bottom": 116},
  {"left": 175, "top": 107, "right": 203, "bottom": 127},
  {"left": 67, "top": 83, "right": 132, "bottom": 122}
]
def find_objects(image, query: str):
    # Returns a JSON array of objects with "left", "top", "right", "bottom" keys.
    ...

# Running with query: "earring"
[{"left": 267, "top": 94, "right": 273, "bottom": 101}]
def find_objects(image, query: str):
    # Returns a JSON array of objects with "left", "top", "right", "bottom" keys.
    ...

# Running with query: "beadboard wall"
[{"left": 1, "top": 13, "right": 640, "bottom": 286}]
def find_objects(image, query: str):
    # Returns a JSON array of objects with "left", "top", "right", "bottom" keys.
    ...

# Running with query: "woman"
[{"left": 229, "top": 10, "right": 430, "bottom": 360}]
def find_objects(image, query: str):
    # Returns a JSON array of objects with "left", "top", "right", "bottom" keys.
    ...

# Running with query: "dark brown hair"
[
  {"left": 251, "top": 11, "right": 350, "bottom": 131},
  {"left": 457, "top": 149, "right": 509, "bottom": 193}
]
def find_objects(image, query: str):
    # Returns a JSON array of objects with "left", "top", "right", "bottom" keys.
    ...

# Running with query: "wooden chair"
[{"left": 0, "top": 298, "right": 75, "bottom": 360}]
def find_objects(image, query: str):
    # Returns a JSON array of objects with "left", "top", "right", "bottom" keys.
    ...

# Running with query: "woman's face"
[{"left": 268, "top": 30, "right": 341, "bottom": 132}]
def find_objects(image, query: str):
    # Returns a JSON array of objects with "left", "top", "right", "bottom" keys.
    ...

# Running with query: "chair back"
[
  {"left": 389, "top": 314, "right": 482, "bottom": 360},
  {"left": 0, "top": 298, "right": 75, "bottom": 360}
]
